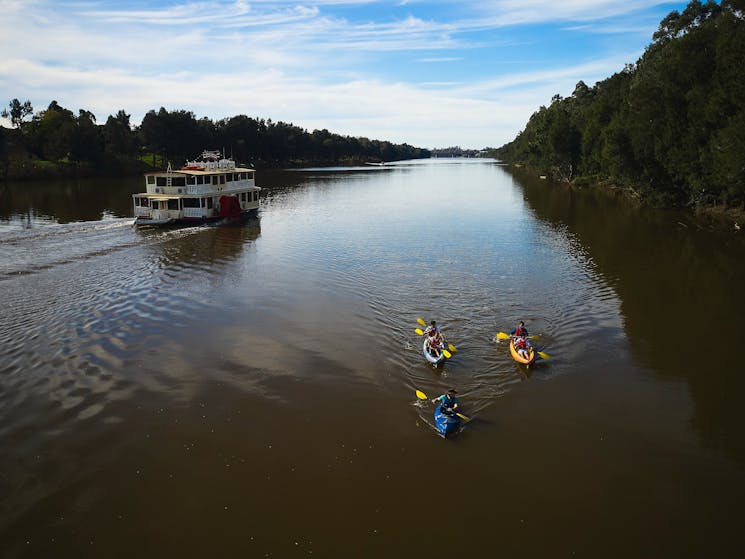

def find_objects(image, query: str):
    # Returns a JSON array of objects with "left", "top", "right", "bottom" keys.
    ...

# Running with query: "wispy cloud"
[{"left": 466, "top": 1, "right": 681, "bottom": 25}]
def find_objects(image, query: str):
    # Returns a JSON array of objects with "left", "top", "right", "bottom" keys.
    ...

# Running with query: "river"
[{"left": 1, "top": 159, "right": 744, "bottom": 557}]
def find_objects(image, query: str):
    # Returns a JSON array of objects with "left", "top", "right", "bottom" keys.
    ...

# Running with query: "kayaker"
[
  {"left": 514, "top": 335, "right": 532, "bottom": 360},
  {"left": 432, "top": 388, "right": 460, "bottom": 416},
  {"left": 511, "top": 320, "right": 528, "bottom": 338},
  {"left": 426, "top": 335, "right": 443, "bottom": 358},
  {"left": 425, "top": 320, "right": 447, "bottom": 347},
  {"left": 424, "top": 320, "right": 440, "bottom": 337}
]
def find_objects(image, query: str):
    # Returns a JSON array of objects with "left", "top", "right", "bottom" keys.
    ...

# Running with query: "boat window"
[
  {"left": 183, "top": 198, "right": 200, "bottom": 208},
  {"left": 212, "top": 176, "right": 218, "bottom": 186},
  {"left": 206, "top": 198, "right": 213, "bottom": 209},
  {"left": 147, "top": 176, "right": 155, "bottom": 185},
  {"left": 151, "top": 200, "right": 158, "bottom": 209},
  {"left": 172, "top": 177, "right": 186, "bottom": 187},
  {"left": 168, "top": 199, "right": 179, "bottom": 210},
  {"left": 249, "top": 172, "right": 254, "bottom": 180},
  {"left": 187, "top": 177, "right": 196, "bottom": 185},
  {"left": 156, "top": 177, "right": 167, "bottom": 187},
  {"left": 226, "top": 173, "right": 233, "bottom": 182},
  {"left": 220, "top": 175, "right": 226, "bottom": 184}
]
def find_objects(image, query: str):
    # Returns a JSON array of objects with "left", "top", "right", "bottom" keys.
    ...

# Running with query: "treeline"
[
  {"left": 493, "top": 0, "right": 745, "bottom": 208},
  {"left": 430, "top": 146, "right": 487, "bottom": 158},
  {"left": 0, "top": 102, "right": 430, "bottom": 179}
]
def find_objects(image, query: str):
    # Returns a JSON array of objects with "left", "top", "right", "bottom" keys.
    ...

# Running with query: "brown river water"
[{"left": 1, "top": 159, "right": 744, "bottom": 557}]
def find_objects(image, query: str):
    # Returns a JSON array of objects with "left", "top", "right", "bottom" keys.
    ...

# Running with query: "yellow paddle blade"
[
  {"left": 455, "top": 412, "right": 471, "bottom": 422},
  {"left": 417, "top": 318, "right": 427, "bottom": 327},
  {"left": 529, "top": 335, "right": 540, "bottom": 340},
  {"left": 442, "top": 349, "right": 452, "bottom": 359},
  {"left": 414, "top": 328, "right": 424, "bottom": 336},
  {"left": 415, "top": 390, "right": 428, "bottom": 400},
  {"left": 448, "top": 343, "right": 457, "bottom": 352},
  {"left": 538, "top": 351, "right": 550, "bottom": 360},
  {"left": 496, "top": 332, "right": 510, "bottom": 340}
]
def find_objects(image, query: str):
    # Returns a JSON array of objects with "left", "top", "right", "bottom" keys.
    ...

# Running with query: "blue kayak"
[{"left": 434, "top": 405, "right": 460, "bottom": 437}]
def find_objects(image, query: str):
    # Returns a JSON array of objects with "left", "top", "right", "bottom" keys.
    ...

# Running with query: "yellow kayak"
[{"left": 509, "top": 338, "right": 536, "bottom": 365}]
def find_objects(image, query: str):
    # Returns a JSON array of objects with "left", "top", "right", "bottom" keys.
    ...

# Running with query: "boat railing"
[
  {"left": 152, "top": 209, "right": 181, "bottom": 220},
  {"left": 183, "top": 208, "right": 204, "bottom": 218},
  {"left": 183, "top": 159, "right": 236, "bottom": 171}
]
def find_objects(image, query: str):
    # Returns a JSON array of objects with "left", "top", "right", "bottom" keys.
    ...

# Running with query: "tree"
[
  {"left": 495, "top": 0, "right": 745, "bottom": 207},
  {"left": 71, "top": 109, "right": 103, "bottom": 163},
  {"left": 27, "top": 100, "right": 77, "bottom": 161},
  {"left": 103, "top": 110, "right": 136, "bottom": 156},
  {"left": 1, "top": 98, "right": 33, "bottom": 128}
]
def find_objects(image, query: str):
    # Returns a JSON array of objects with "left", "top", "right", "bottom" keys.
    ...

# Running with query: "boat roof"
[{"left": 145, "top": 166, "right": 255, "bottom": 176}]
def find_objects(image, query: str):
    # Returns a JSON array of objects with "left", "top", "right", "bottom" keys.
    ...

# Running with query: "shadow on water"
[
  {"left": 512, "top": 168, "right": 745, "bottom": 465},
  {"left": 136, "top": 218, "right": 262, "bottom": 268}
]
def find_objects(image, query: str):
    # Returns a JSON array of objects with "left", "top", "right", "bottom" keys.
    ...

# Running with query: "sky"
[{"left": 0, "top": 0, "right": 692, "bottom": 149}]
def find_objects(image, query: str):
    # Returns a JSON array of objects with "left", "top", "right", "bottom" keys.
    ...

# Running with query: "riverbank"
[
  {"left": 507, "top": 164, "right": 744, "bottom": 235},
  {"left": 0, "top": 154, "right": 403, "bottom": 181}
]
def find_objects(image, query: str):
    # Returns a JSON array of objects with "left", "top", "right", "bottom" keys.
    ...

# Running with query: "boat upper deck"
[{"left": 138, "top": 151, "right": 259, "bottom": 197}]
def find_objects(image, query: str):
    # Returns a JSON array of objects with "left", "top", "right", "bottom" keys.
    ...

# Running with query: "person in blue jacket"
[{"left": 432, "top": 388, "right": 460, "bottom": 416}]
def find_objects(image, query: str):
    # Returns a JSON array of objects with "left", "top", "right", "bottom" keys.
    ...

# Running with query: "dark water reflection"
[
  {"left": 1, "top": 161, "right": 744, "bottom": 557},
  {"left": 514, "top": 169, "right": 745, "bottom": 465},
  {"left": 0, "top": 177, "right": 138, "bottom": 224}
]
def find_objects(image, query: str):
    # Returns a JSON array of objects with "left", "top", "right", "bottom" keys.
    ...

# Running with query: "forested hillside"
[
  {"left": 0, "top": 103, "right": 429, "bottom": 180},
  {"left": 494, "top": 0, "right": 745, "bottom": 208}
]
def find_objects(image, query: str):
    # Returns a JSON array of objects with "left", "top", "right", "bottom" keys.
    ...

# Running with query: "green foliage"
[
  {"left": 1, "top": 98, "right": 429, "bottom": 179},
  {"left": 494, "top": 0, "right": 745, "bottom": 208},
  {"left": 1, "top": 98, "right": 33, "bottom": 128}
]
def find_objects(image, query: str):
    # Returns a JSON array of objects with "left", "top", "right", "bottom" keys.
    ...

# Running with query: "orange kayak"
[{"left": 509, "top": 338, "right": 536, "bottom": 365}]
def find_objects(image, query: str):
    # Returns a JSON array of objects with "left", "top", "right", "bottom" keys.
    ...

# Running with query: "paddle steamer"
[{"left": 132, "top": 150, "right": 261, "bottom": 226}]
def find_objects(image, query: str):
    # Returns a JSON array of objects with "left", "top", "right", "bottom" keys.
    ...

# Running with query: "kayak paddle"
[{"left": 496, "top": 331, "right": 539, "bottom": 341}]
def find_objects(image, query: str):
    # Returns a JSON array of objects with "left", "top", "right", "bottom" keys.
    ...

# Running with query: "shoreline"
[
  {"left": 0, "top": 155, "right": 408, "bottom": 182},
  {"left": 505, "top": 163, "right": 744, "bottom": 235}
]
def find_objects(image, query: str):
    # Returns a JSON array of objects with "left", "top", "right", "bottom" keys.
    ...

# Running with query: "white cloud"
[{"left": 0, "top": 1, "right": 684, "bottom": 148}]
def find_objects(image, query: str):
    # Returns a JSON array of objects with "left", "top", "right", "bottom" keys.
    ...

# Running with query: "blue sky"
[{"left": 0, "top": 1, "right": 691, "bottom": 149}]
